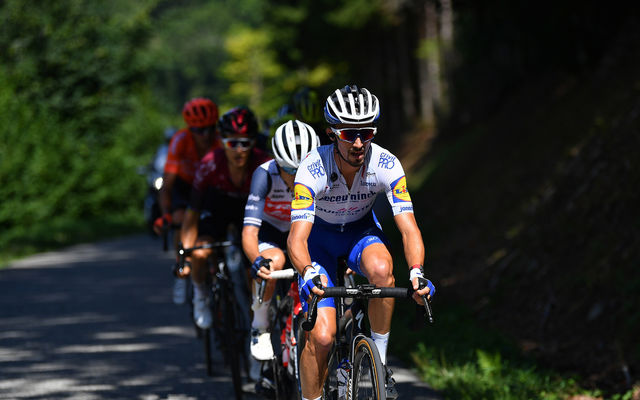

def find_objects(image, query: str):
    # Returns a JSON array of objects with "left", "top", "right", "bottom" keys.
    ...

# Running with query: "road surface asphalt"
[{"left": 0, "top": 234, "right": 441, "bottom": 400}]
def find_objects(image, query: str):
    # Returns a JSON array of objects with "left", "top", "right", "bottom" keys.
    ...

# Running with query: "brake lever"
[
  {"left": 258, "top": 280, "right": 267, "bottom": 304},
  {"left": 257, "top": 258, "right": 272, "bottom": 304},
  {"left": 301, "top": 275, "right": 325, "bottom": 331},
  {"left": 417, "top": 277, "right": 435, "bottom": 324}
]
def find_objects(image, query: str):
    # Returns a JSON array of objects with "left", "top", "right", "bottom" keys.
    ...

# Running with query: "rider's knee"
[
  {"left": 308, "top": 328, "right": 335, "bottom": 353},
  {"left": 192, "top": 248, "right": 212, "bottom": 262},
  {"left": 367, "top": 261, "right": 395, "bottom": 287},
  {"left": 263, "top": 249, "right": 286, "bottom": 270}
]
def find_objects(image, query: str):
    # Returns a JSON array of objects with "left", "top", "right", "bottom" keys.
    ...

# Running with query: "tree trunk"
[{"left": 418, "top": 0, "right": 440, "bottom": 125}]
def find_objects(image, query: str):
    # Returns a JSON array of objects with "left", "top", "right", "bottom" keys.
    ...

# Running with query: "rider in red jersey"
[
  {"left": 155, "top": 98, "right": 221, "bottom": 237},
  {"left": 154, "top": 98, "right": 221, "bottom": 304}
]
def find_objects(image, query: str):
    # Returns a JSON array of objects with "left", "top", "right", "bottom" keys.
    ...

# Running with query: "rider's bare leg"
[
  {"left": 359, "top": 243, "right": 395, "bottom": 364},
  {"left": 300, "top": 306, "right": 336, "bottom": 399}
]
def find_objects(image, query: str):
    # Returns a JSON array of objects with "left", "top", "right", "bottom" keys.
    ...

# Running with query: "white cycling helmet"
[
  {"left": 272, "top": 120, "right": 320, "bottom": 169},
  {"left": 324, "top": 85, "right": 380, "bottom": 125}
]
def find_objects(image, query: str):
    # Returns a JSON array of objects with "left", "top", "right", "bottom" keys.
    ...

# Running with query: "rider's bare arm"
[
  {"left": 159, "top": 172, "right": 177, "bottom": 216},
  {"left": 241, "top": 224, "right": 261, "bottom": 264},
  {"left": 287, "top": 220, "right": 313, "bottom": 275},
  {"left": 180, "top": 209, "right": 200, "bottom": 250},
  {"left": 394, "top": 212, "right": 425, "bottom": 267},
  {"left": 394, "top": 212, "right": 431, "bottom": 302}
]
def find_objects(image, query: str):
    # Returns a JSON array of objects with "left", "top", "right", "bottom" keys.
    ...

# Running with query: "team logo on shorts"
[
  {"left": 391, "top": 176, "right": 411, "bottom": 203},
  {"left": 292, "top": 183, "right": 315, "bottom": 210}
]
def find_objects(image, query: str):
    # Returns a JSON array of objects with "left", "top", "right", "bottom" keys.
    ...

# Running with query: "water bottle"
[{"left": 337, "top": 359, "right": 351, "bottom": 400}]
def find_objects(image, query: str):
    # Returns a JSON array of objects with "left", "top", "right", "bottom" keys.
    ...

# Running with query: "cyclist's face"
[
  {"left": 332, "top": 124, "right": 373, "bottom": 167},
  {"left": 222, "top": 133, "right": 253, "bottom": 169}
]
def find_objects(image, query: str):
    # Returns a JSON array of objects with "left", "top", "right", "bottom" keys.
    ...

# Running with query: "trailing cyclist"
[
  {"left": 180, "top": 106, "right": 271, "bottom": 332},
  {"left": 153, "top": 97, "right": 221, "bottom": 304},
  {"left": 287, "top": 85, "right": 436, "bottom": 400},
  {"left": 241, "top": 120, "right": 320, "bottom": 363},
  {"left": 265, "top": 87, "right": 332, "bottom": 148}
]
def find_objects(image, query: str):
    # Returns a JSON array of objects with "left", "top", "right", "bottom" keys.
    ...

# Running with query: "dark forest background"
[{"left": 1, "top": 0, "right": 639, "bottom": 398}]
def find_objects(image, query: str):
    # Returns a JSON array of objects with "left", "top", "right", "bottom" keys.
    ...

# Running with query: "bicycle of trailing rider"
[
  {"left": 252, "top": 268, "right": 303, "bottom": 400},
  {"left": 302, "top": 258, "right": 434, "bottom": 400},
  {"left": 255, "top": 267, "right": 360, "bottom": 400},
  {"left": 178, "top": 240, "right": 250, "bottom": 400}
]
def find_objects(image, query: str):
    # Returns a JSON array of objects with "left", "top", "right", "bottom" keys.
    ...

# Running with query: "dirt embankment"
[{"left": 409, "top": 22, "right": 640, "bottom": 392}]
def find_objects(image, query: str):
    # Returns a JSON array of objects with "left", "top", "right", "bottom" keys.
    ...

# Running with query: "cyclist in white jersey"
[
  {"left": 242, "top": 120, "right": 320, "bottom": 361},
  {"left": 287, "top": 85, "right": 435, "bottom": 400}
]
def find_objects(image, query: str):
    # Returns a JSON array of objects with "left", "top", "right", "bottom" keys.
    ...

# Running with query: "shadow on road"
[{"left": 0, "top": 235, "right": 441, "bottom": 400}]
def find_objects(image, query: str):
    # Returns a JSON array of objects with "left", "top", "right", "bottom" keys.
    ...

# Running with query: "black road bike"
[
  {"left": 178, "top": 241, "right": 250, "bottom": 400},
  {"left": 254, "top": 268, "right": 303, "bottom": 400},
  {"left": 302, "top": 257, "right": 434, "bottom": 400}
]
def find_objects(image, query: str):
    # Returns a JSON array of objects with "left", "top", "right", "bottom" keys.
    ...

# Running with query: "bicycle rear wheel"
[
  {"left": 352, "top": 337, "right": 386, "bottom": 400},
  {"left": 221, "top": 283, "right": 243, "bottom": 400},
  {"left": 204, "top": 328, "right": 214, "bottom": 376}
]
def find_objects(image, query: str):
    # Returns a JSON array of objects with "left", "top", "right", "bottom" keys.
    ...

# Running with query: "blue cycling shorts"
[{"left": 299, "top": 213, "right": 389, "bottom": 313}]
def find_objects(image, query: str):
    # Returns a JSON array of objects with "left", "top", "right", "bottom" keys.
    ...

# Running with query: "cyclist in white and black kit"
[
  {"left": 242, "top": 120, "right": 320, "bottom": 361},
  {"left": 287, "top": 85, "right": 436, "bottom": 400}
]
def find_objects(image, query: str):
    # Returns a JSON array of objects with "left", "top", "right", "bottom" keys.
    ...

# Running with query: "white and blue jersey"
[
  {"left": 244, "top": 160, "right": 292, "bottom": 250},
  {"left": 291, "top": 143, "right": 414, "bottom": 311}
]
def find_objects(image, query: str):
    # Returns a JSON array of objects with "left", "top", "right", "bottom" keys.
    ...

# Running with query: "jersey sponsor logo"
[
  {"left": 318, "top": 191, "right": 376, "bottom": 203},
  {"left": 292, "top": 213, "right": 312, "bottom": 221},
  {"left": 400, "top": 206, "right": 414, "bottom": 212},
  {"left": 248, "top": 194, "right": 260, "bottom": 202},
  {"left": 307, "top": 160, "right": 326, "bottom": 179},
  {"left": 317, "top": 204, "right": 371, "bottom": 217},
  {"left": 391, "top": 176, "right": 411, "bottom": 203},
  {"left": 378, "top": 152, "right": 396, "bottom": 169},
  {"left": 264, "top": 198, "right": 291, "bottom": 221},
  {"left": 292, "top": 183, "right": 315, "bottom": 210}
]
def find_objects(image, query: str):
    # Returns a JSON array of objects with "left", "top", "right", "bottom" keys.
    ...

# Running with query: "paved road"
[{"left": 0, "top": 235, "right": 441, "bottom": 400}]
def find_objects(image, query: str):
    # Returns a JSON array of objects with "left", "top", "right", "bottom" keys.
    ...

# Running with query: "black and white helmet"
[
  {"left": 324, "top": 85, "right": 380, "bottom": 125},
  {"left": 271, "top": 120, "right": 320, "bottom": 169}
]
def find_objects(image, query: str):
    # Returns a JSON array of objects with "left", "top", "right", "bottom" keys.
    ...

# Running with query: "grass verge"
[{"left": 390, "top": 301, "right": 637, "bottom": 400}]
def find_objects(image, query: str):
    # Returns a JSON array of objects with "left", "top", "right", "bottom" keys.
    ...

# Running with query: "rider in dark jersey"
[{"left": 180, "top": 106, "right": 271, "bottom": 330}]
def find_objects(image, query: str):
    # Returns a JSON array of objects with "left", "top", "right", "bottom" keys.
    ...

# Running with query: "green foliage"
[
  {"left": 0, "top": 2, "right": 170, "bottom": 262},
  {"left": 389, "top": 301, "right": 589, "bottom": 400},
  {"left": 142, "top": 1, "right": 240, "bottom": 108},
  {"left": 327, "top": 0, "right": 383, "bottom": 28},
  {"left": 0, "top": 0, "right": 155, "bottom": 132},
  {"left": 220, "top": 26, "right": 286, "bottom": 117}
]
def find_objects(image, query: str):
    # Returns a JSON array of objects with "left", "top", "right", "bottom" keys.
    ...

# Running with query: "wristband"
[
  {"left": 302, "top": 265, "right": 318, "bottom": 282},
  {"left": 250, "top": 256, "right": 265, "bottom": 279},
  {"left": 409, "top": 266, "right": 425, "bottom": 282},
  {"left": 301, "top": 264, "right": 314, "bottom": 276}
]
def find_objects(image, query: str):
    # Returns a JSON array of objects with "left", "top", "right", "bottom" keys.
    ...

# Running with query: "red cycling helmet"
[
  {"left": 182, "top": 98, "right": 219, "bottom": 128},
  {"left": 218, "top": 106, "right": 259, "bottom": 138}
]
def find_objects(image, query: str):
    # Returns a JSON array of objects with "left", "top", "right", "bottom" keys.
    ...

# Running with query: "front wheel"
[{"left": 352, "top": 337, "right": 386, "bottom": 400}]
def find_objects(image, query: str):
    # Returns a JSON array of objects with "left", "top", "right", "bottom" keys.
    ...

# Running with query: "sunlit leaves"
[{"left": 220, "top": 27, "right": 285, "bottom": 117}]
